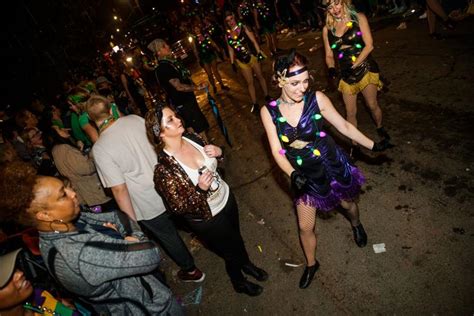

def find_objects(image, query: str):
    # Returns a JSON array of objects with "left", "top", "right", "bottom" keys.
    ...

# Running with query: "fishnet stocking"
[{"left": 296, "top": 202, "right": 318, "bottom": 266}]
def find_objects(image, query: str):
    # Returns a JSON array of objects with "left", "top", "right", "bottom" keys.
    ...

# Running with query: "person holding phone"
[{"left": 145, "top": 105, "right": 268, "bottom": 297}]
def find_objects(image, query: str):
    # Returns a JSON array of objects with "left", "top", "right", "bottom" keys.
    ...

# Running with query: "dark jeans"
[
  {"left": 186, "top": 192, "right": 250, "bottom": 282},
  {"left": 139, "top": 211, "right": 195, "bottom": 272}
]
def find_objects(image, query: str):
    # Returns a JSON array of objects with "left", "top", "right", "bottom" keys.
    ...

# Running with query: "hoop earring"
[{"left": 49, "top": 219, "right": 69, "bottom": 234}]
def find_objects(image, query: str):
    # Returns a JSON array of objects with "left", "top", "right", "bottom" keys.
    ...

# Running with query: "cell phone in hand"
[{"left": 198, "top": 166, "right": 207, "bottom": 175}]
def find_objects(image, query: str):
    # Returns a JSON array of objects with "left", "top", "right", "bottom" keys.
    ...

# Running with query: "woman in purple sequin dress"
[{"left": 261, "top": 49, "right": 391, "bottom": 289}]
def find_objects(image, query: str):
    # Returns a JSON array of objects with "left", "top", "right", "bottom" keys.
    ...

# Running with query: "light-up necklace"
[
  {"left": 279, "top": 98, "right": 301, "bottom": 106},
  {"left": 268, "top": 95, "right": 327, "bottom": 166}
]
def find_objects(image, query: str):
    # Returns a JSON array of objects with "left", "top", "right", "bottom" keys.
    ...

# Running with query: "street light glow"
[
  {"left": 116, "top": 28, "right": 120, "bottom": 32},
  {"left": 126, "top": 56, "right": 133, "bottom": 63},
  {"left": 188, "top": 36, "right": 193, "bottom": 43},
  {"left": 113, "top": 15, "right": 118, "bottom": 20}
]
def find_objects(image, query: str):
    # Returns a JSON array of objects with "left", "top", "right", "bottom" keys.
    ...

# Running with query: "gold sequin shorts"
[
  {"left": 338, "top": 71, "right": 383, "bottom": 95},
  {"left": 236, "top": 55, "right": 258, "bottom": 70}
]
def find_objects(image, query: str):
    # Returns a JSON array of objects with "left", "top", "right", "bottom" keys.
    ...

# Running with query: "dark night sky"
[{"left": 2, "top": 0, "right": 182, "bottom": 108}]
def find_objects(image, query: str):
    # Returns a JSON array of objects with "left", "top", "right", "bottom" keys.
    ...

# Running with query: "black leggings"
[
  {"left": 139, "top": 211, "right": 196, "bottom": 272},
  {"left": 186, "top": 192, "right": 250, "bottom": 282}
]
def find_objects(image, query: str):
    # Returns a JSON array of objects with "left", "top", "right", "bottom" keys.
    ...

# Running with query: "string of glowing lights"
[
  {"left": 330, "top": 22, "right": 364, "bottom": 65},
  {"left": 253, "top": 0, "right": 272, "bottom": 21},
  {"left": 269, "top": 98, "right": 327, "bottom": 166},
  {"left": 194, "top": 33, "right": 212, "bottom": 54},
  {"left": 226, "top": 22, "right": 250, "bottom": 57},
  {"left": 239, "top": 1, "right": 251, "bottom": 18}
]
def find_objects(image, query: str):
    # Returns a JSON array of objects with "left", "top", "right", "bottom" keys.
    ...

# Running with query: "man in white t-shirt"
[{"left": 86, "top": 95, "right": 204, "bottom": 282}]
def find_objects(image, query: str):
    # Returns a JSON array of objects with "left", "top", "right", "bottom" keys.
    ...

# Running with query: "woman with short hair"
[{"left": 0, "top": 161, "right": 183, "bottom": 315}]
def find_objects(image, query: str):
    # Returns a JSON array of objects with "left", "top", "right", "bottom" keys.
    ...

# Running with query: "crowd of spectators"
[{"left": 0, "top": 0, "right": 470, "bottom": 314}]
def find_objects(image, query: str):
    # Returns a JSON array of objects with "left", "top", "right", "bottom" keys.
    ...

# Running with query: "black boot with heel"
[
  {"left": 242, "top": 263, "right": 269, "bottom": 281},
  {"left": 352, "top": 223, "right": 367, "bottom": 247},
  {"left": 232, "top": 279, "right": 263, "bottom": 296},
  {"left": 299, "top": 260, "right": 320, "bottom": 289}
]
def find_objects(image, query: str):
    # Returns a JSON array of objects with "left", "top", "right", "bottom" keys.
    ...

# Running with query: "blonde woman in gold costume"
[{"left": 322, "top": 0, "right": 390, "bottom": 156}]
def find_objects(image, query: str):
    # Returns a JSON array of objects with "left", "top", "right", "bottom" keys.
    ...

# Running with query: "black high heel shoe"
[
  {"left": 352, "top": 223, "right": 368, "bottom": 247},
  {"left": 232, "top": 279, "right": 263, "bottom": 296},
  {"left": 242, "top": 263, "right": 269, "bottom": 281},
  {"left": 299, "top": 261, "right": 320, "bottom": 289}
]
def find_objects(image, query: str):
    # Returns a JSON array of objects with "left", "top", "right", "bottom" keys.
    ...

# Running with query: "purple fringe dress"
[{"left": 267, "top": 91, "right": 365, "bottom": 212}]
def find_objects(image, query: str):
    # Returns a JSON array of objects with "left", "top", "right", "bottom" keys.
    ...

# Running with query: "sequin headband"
[
  {"left": 276, "top": 67, "right": 308, "bottom": 87},
  {"left": 152, "top": 108, "right": 163, "bottom": 136},
  {"left": 287, "top": 67, "right": 307, "bottom": 77}
]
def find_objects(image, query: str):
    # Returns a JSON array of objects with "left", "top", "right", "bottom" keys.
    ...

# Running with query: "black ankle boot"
[
  {"left": 299, "top": 261, "right": 320, "bottom": 289},
  {"left": 232, "top": 279, "right": 263, "bottom": 296},
  {"left": 352, "top": 223, "right": 368, "bottom": 247},
  {"left": 242, "top": 263, "right": 269, "bottom": 281},
  {"left": 376, "top": 127, "right": 391, "bottom": 141}
]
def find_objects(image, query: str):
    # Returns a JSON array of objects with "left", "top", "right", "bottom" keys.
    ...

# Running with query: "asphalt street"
[{"left": 160, "top": 15, "right": 474, "bottom": 315}]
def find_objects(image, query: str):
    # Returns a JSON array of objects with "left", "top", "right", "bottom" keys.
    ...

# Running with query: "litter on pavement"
[
  {"left": 180, "top": 286, "right": 202, "bottom": 306},
  {"left": 373, "top": 243, "right": 386, "bottom": 253}
]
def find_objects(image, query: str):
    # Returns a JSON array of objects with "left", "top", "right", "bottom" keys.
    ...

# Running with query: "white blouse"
[{"left": 165, "top": 138, "right": 229, "bottom": 217}]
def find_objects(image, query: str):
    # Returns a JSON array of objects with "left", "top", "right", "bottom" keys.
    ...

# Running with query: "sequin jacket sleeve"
[{"left": 154, "top": 151, "right": 213, "bottom": 221}]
